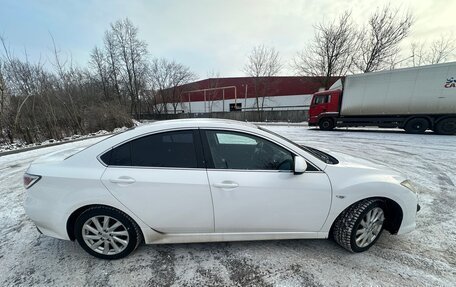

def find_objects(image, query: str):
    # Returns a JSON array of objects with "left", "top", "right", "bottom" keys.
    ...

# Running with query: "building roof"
[{"left": 175, "top": 76, "right": 339, "bottom": 102}]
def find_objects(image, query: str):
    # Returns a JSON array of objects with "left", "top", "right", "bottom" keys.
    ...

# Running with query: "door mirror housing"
[{"left": 294, "top": 156, "right": 307, "bottom": 174}]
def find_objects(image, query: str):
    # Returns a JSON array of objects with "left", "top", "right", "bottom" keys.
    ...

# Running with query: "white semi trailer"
[{"left": 308, "top": 62, "right": 456, "bottom": 134}]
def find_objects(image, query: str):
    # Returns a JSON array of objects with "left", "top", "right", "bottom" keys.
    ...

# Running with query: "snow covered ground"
[{"left": 0, "top": 125, "right": 455, "bottom": 286}]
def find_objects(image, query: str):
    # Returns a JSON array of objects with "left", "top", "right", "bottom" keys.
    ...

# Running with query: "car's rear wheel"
[
  {"left": 332, "top": 199, "right": 385, "bottom": 252},
  {"left": 74, "top": 206, "right": 142, "bottom": 259}
]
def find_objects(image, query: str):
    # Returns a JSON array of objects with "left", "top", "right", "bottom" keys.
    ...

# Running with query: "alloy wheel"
[
  {"left": 355, "top": 207, "right": 385, "bottom": 248},
  {"left": 82, "top": 216, "right": 130, "bottom": 255}
]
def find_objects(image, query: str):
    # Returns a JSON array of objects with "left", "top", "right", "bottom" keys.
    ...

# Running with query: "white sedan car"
[{"left": 24, "top": 119, "right": 419, "bottom": 259}]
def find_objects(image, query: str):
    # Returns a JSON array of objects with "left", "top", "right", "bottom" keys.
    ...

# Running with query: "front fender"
[{"left": 320, "top": 174, "right": 418, "bottom": 235}]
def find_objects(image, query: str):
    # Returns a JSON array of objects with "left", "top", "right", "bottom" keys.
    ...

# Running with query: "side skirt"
[{"left": 146, "top": 231, "right": 329, "bottom": 245}]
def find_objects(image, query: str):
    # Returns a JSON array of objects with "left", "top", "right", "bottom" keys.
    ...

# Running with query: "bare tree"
[
  {"left": 409, "top": 41, "right": 427, "bottom": 67},
  {"left": 0, "top": 33, "right": 134, "bottom": 145},
  {"left": 206, "top": 70, "right": 221, "bottom": 113},
  {"left": 427, "top": 36, "right": 456, "bottom": 64},
  {"left": 408, "top": 35, "right": 456, "bottom": 67},
  {"left": 355, "top": 6, "right": 413, "bottom": 72},
  {"left": 0, "top": 59, "right": 6, "bottom": 119},
  {"left": 104, "top": 31, "right": 122, "bottom": 102},
  {"left": 294, "top": 11, "right": 356, "bottom": 87},
  {"left": 0, "top": 59, "right": 8, "bottom": 141},
  {"left": 50, "top": 35, "right": 85, "bottom": 134},
  {"left": 149, "top": 58, "right": 172, "bottom": 114},
  {"left": 1, "top": 36, "right": 42, "bottom": 142},
  {"left": 104, "top": 18, "right": 148, "bottom": 118},
  {"left": 168, "top": 62, "right": 196, "bottom": 114},
  {"left": 89, "top": 47, "right": 110, "bottom": 100},
  {"left": 243, "top": 45, "right": 282, "bottom": 78},
  {"left": 243, "top": 45, "right": 282, "bottom": 116},
  {"left": 149, "top": 58, "right": 196, "bottom": 114}
]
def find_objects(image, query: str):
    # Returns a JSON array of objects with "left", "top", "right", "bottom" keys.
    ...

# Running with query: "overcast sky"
[{"left": 1, "top": 0, "right": 455, "bottom": 79}]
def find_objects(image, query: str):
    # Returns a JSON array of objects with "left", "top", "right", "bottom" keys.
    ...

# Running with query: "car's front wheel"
[
  {"left": 332, "top": 199, "right": 386, "bottom": 252},
  {"left": 74, "top": 206, "right": 142, "bottom": 259}
]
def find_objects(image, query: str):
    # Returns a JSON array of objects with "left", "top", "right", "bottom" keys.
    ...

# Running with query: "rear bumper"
[{"left": 25, "top": 192, "right": 69, "bottom": 240}]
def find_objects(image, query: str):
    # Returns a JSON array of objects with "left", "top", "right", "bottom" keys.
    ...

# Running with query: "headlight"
[{"left": 401, "top": 179, "right": 417, "bottom": 193}]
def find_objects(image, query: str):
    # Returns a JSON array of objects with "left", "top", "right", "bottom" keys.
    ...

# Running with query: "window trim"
[
  {"left": 199, "top": 128, "right": 321, "bottom": 172},
  {"left": 97, "top": 128, "right": 206, "bottom": 169}
]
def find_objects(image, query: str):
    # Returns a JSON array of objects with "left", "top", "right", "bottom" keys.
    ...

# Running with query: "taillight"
[{"left": 23, "top": 173, "right": 41, "bottom": 189}]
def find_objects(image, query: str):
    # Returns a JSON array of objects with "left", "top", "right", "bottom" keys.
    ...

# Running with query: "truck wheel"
[
  {"left": 319, "top": 118, "right": 335, "bottom": 131},
  {"left": 435, "top": 118, "right": 456, "bottom": 135},
  {"left": 332, "top": 199, "right": 386, "bottom": 253},
  {"left": 404, "top": 118, "right": 429, "bottom": 134}
]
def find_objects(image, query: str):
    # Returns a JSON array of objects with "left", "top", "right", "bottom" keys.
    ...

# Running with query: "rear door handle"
[
  {"left": 212, "top": 181, "right": 239, "bottom": 189},
  {"left": 110, "top": 177, "right": 136, "bottom": 184}
]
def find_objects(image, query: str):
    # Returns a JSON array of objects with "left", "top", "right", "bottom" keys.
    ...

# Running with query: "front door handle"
[
  {"left": 213, "top": 181, "right": 239, "bottom": 189},
  {"left": 110, "top": 177, "right": 136, "bottom": 184}
]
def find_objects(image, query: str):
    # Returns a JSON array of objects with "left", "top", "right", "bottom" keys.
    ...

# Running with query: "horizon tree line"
[
  {"left": 0, "top": 18, "right": 196, "bottom": 144},
  {"left": 1, "top": 6, "right": 455, "bottom": 144}
]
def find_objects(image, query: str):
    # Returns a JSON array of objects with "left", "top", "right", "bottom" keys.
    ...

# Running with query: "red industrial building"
[{"left": 168, "top": 76, "right": 337, "bottom": 113}]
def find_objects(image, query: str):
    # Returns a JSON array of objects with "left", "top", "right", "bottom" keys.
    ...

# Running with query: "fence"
[{"left": 138, "top": 109, "right": 309, "bottom": 123}]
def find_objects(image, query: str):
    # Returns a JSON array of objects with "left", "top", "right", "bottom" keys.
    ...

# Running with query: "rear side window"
[{"left": 100, "top": 130, "right": 198, "bottom": 168}]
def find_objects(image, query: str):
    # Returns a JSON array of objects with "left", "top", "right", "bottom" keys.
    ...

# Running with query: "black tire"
[
  {"left": 434, "top": 118, "right": 456, "bottom": 135},
  {"left": 75, "top": 206, "right": 142, "bottom": 260},
  {"left": 404, "top": 118, "right": 429, "bottom": 134},
  {"left": 319, "top": 118, "right": 335, "bottom": 131},
  {"left": 332, "top": 199, "right": 386, "bottom": 253}
]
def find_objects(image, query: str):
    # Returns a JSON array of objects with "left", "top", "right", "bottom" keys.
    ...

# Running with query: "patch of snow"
[{"left": 0, "top": 126, "right": 455, "bottom": 286}]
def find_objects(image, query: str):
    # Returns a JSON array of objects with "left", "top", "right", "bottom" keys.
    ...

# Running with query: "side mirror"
[{"left": 294, "top": 156, "right": 307, "bottom": 174}]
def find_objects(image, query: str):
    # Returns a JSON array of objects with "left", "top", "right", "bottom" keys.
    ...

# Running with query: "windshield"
[{"left": 258, "top": 126, "right": 339, "bottom": 164}]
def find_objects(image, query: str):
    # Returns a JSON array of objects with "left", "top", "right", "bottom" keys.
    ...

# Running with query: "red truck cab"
[{"left": 308, "top": 89, "right": 342, "bottom": 129}]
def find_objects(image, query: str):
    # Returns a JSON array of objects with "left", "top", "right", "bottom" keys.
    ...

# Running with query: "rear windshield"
[{"left": 65, "top": 126, "right": 136, "bottom": 160}]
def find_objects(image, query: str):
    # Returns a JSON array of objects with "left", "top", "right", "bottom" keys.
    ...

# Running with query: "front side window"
[
  {"left": 101, "top": 130, "right": 198, "bottom": 168},
  {"left": 205, "top": 130, "right": 293, "bottom": 170},
  {"left": 314, "top": 95, "right": 330, "bottom": 104}
]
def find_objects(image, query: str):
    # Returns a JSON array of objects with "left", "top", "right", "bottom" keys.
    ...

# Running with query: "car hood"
[
  {"left": 321, "top": 149, "right": 406, "bottom": 182},
  {"left": 328, "top": 151, "right": 388, "bottom": 170}
]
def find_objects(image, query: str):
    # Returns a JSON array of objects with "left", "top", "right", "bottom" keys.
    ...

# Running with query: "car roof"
[
  {"left": 134, "top": 118, "right": 258, "bottom": 131},
  {"left": 67, "top": 118, "right": 327, "bottom": 171}
]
